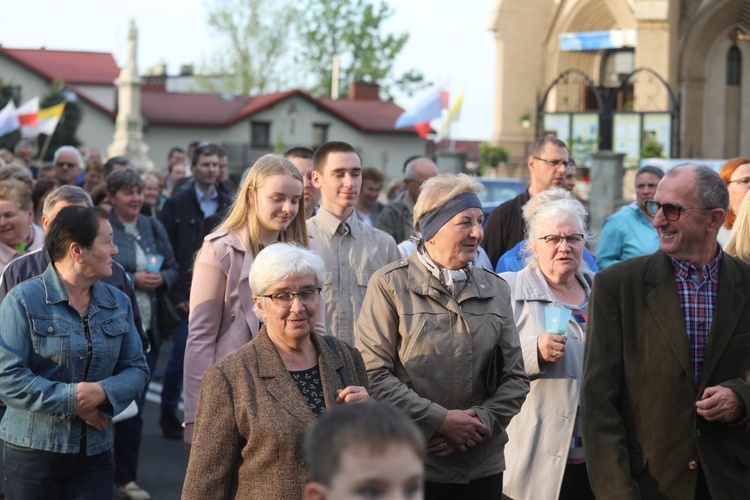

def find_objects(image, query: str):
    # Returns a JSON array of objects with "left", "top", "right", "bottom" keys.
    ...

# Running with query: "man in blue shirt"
[{"left": 595, "top": 165, "right": 664, "bottom": 269}]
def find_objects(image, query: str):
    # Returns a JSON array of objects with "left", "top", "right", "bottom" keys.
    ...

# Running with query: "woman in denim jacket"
[{"left": 0, "top": 206, "right": 149, "bottom": 498}]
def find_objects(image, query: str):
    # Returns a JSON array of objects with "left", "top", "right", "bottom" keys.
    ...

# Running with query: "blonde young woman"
[{"left": 183, "top": 154, "right": 325, "bottom": 451}]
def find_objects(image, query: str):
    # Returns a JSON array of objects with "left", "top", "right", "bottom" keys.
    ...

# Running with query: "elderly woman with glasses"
[
  {"left": 182, "top": 243, "right": 368, "bottom": 500},
  {"left": 357, "top": 173, "right": 529, "bottom": 500},
  {"left": 499, "top": 190, "right": 595, "bottom": 500}
]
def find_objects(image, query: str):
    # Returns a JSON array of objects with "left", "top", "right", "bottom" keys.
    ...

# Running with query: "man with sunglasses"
[
  {"left": 582, "top": 164, "right": 750, "bottom": 499},
  {"left": 482, "top": 136, "right": 570, "bottom": 268},
  {"left": 52, "top": 145, "right": 83, "bottom": 186}
]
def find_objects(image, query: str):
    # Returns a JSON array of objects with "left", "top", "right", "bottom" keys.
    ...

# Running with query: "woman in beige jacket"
[
  {"left": 356, "top": 174, "right": 529, "bottom": 499},
  {"left": 183, "top": 244, "right": 367, "bottom": 499},
  {"left": 183, "top": 154, "right": 325, "bottom": 450},
  {"left": 500, "top": 191, "right": 595, "bottom": 500}
]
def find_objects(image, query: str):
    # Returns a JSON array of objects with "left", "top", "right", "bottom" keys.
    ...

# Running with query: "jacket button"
[
  {"left": 696, "top": 429, "right": 701, "bottom": 437},
  {"left": 688, "top": 460, "right": 698, "bottom": 470},
  {"left": 48, "top": 325, "right": 54, "bottom": 332}
]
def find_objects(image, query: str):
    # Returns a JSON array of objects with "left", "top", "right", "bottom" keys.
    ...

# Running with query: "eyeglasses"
[
  {"left": 260, "top": 287, "right": 321, "bottom": 307},
  {"left": 534, "top": 157, "right": 570, "bottom": 169},
  {"left": 728, "top": 177, "right": 750, "bottom": 187},
  {"left": 538, "top": 234, "right": 585, "bottom": 246},
  {"left": 55, "top": 162, "right": 78, "bottom": 169},
  {"left": 644, "top": 201, "right": 715, "bottom": 221}
]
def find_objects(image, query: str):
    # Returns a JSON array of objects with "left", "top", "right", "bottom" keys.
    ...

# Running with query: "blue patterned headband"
[{"left": 419, "top": 191, "right": 482, "bottom": 242}]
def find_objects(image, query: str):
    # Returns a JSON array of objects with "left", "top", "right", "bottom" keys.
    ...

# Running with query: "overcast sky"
[{"left": 1, "top": 0, "right": 497, "bottom": 140}]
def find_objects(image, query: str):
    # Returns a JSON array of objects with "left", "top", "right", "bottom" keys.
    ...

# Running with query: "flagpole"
[{"left": 38, "top": 133, "right": 54, "bottom": 163}]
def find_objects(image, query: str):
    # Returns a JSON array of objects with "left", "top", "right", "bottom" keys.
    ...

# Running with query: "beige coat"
[
  {"left": 184, "top": 228, "right": 326, "bottom": 424},
  {"left": 182, "top": 327, "right": 368, "bottom": 500},
  {"left": 356, "top": 253, "right": 530, "bottom": 484},
  {"left": 500, "top": 266, "right": 593, "bottom": 500}
]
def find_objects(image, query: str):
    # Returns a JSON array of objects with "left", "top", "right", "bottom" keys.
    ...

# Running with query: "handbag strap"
[{"left": 322, "top": 335, "right": 352, "bottom": 387}]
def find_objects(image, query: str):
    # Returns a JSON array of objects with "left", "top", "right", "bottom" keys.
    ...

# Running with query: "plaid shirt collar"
[{"left": 670, "top": 245, "right": 722, "bottom": 283}]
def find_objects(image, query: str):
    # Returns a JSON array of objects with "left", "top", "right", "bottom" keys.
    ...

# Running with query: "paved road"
[{"left": 125, "top": 339, "right": 189, "bottom": 499}]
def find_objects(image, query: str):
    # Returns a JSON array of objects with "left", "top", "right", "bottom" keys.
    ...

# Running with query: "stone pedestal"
[
  {"left": 107, "top": 20, "right": 154, "bottom": 173},
  {"left": 589, "top": 151, "right": 625, "bottom": 234}
]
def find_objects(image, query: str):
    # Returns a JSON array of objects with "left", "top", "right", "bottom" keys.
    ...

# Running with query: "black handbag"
[
  {"left": 156, "top": 288, "right": 181, "bottom": 331},
  {"left": 323, "top": 335, "right": 353, "bottom": 387},
  {"left": 484, "top": 344, "right": 503, "bottom": 396}
]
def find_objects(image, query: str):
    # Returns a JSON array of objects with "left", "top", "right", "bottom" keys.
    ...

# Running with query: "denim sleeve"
[
  {"left": 0, "top": 292, "right": 76, "bottom": 415},
  {"left": 97, "top": 299, "right": 150, "bottom": 415}
]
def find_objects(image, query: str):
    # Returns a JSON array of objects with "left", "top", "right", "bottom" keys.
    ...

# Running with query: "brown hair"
[{"left": 312, "top": 141, "right": 361, "bottom": 174}]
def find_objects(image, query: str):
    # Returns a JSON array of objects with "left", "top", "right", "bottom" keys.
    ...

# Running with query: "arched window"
[{"left": 727, "top": 45, "right": 741, "bottom": 86}]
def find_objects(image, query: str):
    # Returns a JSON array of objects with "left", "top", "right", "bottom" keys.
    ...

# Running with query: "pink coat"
[{"left": 184, "top": 228, "right": 326, "bottom": 424}]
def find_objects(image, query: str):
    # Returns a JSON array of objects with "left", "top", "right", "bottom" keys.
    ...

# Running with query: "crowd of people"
[{"left": 0, "top": 135, "right": 748, "bottom": 500}]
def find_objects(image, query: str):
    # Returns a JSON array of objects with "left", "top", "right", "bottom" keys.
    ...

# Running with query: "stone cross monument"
[{"left": 107, "top": 19, "right": 154, "bottom": 172}]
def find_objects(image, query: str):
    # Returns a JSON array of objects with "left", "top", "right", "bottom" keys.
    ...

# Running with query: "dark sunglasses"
[{"left": 644, "top": 201, "right": 715, "bottom": 221}]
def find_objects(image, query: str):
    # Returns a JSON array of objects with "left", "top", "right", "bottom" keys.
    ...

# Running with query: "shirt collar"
[
  {"left": 194, "top": 183, "right": 218, "bottom": 202},
  {"left": 311, "top": 207, "right": 361, "bottom": 238},
  {"left": 670, "top": 245, "right": 722, "bottom": 282}
]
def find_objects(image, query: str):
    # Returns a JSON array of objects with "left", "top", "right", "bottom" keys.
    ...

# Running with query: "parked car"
[{"left": 477, "top": 177, "right": 527, "bottom": 221}]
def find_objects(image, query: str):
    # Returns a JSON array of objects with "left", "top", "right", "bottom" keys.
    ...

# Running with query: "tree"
[
  {"left": 479, "top": 142, "right": 509, "bottom": 174},
  {"left": 202, "top": 0, "right": 299, "bottom": 94},
  {"left": 39, "top": 79, "right": 82, "bottom": 161},
  {"left": 297, "top": 0, "right": 428, "bottom": 99}
]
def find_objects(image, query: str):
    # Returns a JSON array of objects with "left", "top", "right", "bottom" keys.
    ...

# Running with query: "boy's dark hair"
[
  {"left": 312, "top": 141, "right": 362, "bottom": 174},
  {"left": 284, "top": 146, "right": 314, "bottom": 160},
  {"left": 305, "top": 401, "right": 425, "bottom": 486}
]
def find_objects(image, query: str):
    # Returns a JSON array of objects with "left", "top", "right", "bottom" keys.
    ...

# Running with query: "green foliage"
[
  {"left": 203, "top": 0, "right": 299, "bottom": 94},
  {"left": 297, "top": 0, "right": 429, "bottom": 99},
  {"left": 640, "top": 138, "right": 664, "bottom": 159},
  {"left": 38, "top": 80, "right": 82, "bottom": 160},
  {"left": 479, "top": 142, "right": 509, "bottom": 174}
]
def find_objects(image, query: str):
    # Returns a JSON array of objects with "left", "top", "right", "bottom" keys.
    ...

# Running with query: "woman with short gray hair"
[
  {"left": 501, "top": 195, "right": 595, "bottom": 500},
  {"left": 183, "top": 243, "right": 368, "bottom": 499}
]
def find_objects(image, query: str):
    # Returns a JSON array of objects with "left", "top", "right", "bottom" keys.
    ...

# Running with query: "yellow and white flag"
[
  {"left": 437, "top": 89, "right": 464, "bottom": 140},
  {"left": 22, "top": 101, "right": 65, "bottom": 138}
]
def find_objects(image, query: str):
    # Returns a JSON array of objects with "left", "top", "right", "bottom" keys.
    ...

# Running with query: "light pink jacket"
[{"left": 184, "top": 228, "right": 326, "bottom": 424}]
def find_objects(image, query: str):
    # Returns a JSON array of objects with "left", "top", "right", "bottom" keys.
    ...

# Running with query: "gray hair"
[
  {"left": 667, "top": 164, "right": 728, "bottom": 212},
  {"left": 248, "top": 243, "right": 325, "bottom": 317},
  {"left": 106, "top": 168, "right": 144, "bottom": 196},
  {"left": 521, "top": 187, "right": 574, "bottom": 224},
  {"left": 523, "top": 197, "right": 592, "bottom": 269},
  {"left": 13, "top": 140, "right": 32, "bottom": 154},
  {"left": 527, "top": 136, "right": 568, "bottom": 158},
  {"left": 52, "top": 145, "right": 83, "bottom": 168},
  {"left": 42, "top": 186, "right": 93, "bottom": 218}
]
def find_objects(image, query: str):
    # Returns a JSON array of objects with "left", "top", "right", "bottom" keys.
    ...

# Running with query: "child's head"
[{"left": 304, "top": 401, "right": 426, "bottom": 500}]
